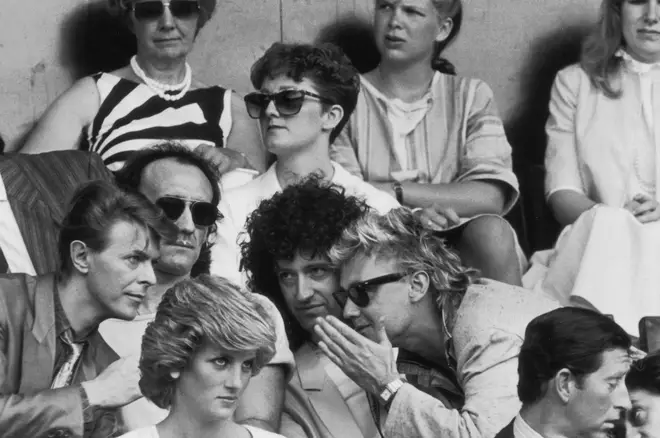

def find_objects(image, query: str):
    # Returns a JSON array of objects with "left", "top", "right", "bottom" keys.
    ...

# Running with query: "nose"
[
  {"left": 138, "top": 261, "right": 158, "bottom": 287},
  {"left": 645, "top": 0, "right": 659, "bottom": 22},
  {"left": 295, "top": 276, "right": 314, "bottom": 302},
  {"left": 613, "top": 380, "right": 632, "bottom": 412},
  {"left": 342, "top": 297, "right": 360, "bottom": 320},
  {"left": 387, "top": 6, "right": 402, "bottom": 29},
  {"left": 263, "top": 99, "right": 279, "bottom": 118},
  {"left": 176, "top": 205, "right": 196, "bottom": 234},
  {"left": 225, "top": 364, "right": 244, "bottom": 390},
  {"left": 159, "top": 2, "right": 176, "bottom": 28}
]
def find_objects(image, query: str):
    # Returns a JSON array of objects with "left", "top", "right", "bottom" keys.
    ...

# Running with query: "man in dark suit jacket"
[
  {"left": 0, "top": 180, "right": 175, "bottom": 437},
  {"left": 495, "top": 308, "right": 635, "bottom": 438},
  {"left": 0, "top": 150, "right": 112, "bottom": 275}
]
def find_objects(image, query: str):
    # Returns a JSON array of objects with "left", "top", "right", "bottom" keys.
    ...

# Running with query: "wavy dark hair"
[
  {"left": 250, "top": 42, "right": 361, "bottom": 143},
  {"left": 240, "top": 176, "right": 370, "bottom": 350},
  {"left": 627, "top": 351, "right": 660, "bottom": 395},
  {"left": 517, "top": 307, "right": 632, "bottom": 406},
  {"left": 58, "top": 180, "right": 177, "bottom": 276}
]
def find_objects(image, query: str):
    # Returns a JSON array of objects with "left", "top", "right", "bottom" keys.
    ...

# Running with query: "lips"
[
  {"left": 385, "top": 35, "right": 405, "bottom": 43},
  {"left": 125, "top": 292, "right": 146, "bottom": 303}
]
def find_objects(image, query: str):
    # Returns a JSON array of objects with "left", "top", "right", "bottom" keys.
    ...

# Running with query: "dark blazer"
[
  {"left": 0, "top": 273, "right": 119, "bottom": 438},
  {"left": 0, "top": 151, "right": 112, "bottom": 275},
  {"left": 495, "top": 419, "right": 515, "bottom": 438}
]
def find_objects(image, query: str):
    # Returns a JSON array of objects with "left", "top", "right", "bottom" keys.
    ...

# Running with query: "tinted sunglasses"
[
  {"left": 244, "top": 89, "right": 333, "bottom": 119},
  {"left": 130, "top": 0, "right": 200, "bottom": 21},
  {"left": 155, "top": 196, "right": 220, "bottom": 227},
  {"left": 333, "top": 272, "right": 408, "bottom": 308}
]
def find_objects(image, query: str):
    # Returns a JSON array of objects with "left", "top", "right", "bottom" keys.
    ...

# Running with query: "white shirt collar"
[
  {"left": 513, "top": 414, "right": 545, "bottom": 438},
  {"left": 616, "top": 49, "right": 660, "bottom": 74}
]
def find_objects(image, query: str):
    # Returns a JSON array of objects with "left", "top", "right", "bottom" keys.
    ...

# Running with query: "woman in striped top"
[
  {"left": 20, "top": 0, "right": 266, "bottom": 174},
  {"left": 330, "top": 0, "right": 525, "bottom": 286}
]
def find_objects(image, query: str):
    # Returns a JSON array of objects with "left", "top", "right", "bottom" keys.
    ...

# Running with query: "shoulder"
[
  {"left": 454, "top": 280, "right": 560, "bottom": 338},
  {"left": 553, "top": 63, "right": 591, "bottom": 92},
  {"left": 332, "top": 163, "right": 399, "bottom": 213},
  {"left": 116, "top": 425, "right": 159, "bottom": 438},
  {"left": 221, "top": 170, "right": 274, "bottom": 215},
  {"left": 0, "top": 273, "right": 37, "bottom": 302},
  {"left": 244, "top": 425, "right": 288, "bottom": 438}
]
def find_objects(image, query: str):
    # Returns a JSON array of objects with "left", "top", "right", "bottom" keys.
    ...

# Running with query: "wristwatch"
[
  {"left": 379, "top": 377, "right": 406, "bottom": 410},
  {"left": 392, "top": 181, "right": 403, "bottom": 204}
]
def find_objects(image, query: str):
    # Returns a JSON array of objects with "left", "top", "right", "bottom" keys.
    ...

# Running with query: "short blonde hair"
[
  {"left": 328, "top": 208, "right": 479, "bottom": 313},
  {"left": 139, "top": 275, "right": 277, "bottom": 409}
]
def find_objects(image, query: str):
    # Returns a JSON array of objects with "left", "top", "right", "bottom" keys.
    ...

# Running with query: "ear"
[
  {"left": 408, "top": 270, "right": 431, "bottom": 303},
  {"left": 321, "top": 104, "right": 345, "bottom": 133},
  {"left": 70, "top": 241, "right": 91, "bottom": 275},
  {"left": 554, "top": 368, "right": 577, "bottom": 403},
  {"left": 435, "top": 17, "right": 453, "bottom": 43},
  {"left": 170, "top": 370, "right": 181, "bottom": 380}
]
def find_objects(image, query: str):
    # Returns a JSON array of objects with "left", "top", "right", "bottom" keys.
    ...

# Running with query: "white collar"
[
  {"left": 617, "top": 49, "right": 660, "bottom": 74},
  {"left": 513, "top": 414, "right": 546, "bottom": 438}
]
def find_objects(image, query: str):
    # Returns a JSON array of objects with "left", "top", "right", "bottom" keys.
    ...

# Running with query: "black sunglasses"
[
  {"left": 155, "top": 196, "right": 220, "bottom": 227},
  {"left": 333, "top": 272, "right": 408, "bottom": 308},
  {"left": 244, "top": 89, "right": 333, "bottom": 119},
  {"left": 130, "top": 0, "right": 200, "bottom": 21}
]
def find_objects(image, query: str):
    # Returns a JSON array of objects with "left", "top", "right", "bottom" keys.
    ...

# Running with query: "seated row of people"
[{"left": 10, "top": 0, "right": 660, "bottom": 332}]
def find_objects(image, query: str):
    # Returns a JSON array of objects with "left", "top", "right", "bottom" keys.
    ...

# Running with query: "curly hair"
[
  {"left": 627, "top": 351, "right": 660, "bottom": 395},
  {"left": 115, "top": 141, "right": 221, "bottom": 276},
  {"left": 139, "top": 275, "right": 277, "bottom": 409},
  {"left": 249, "top": 42, "right": 360, "bottom": 143},
  {"left": 108, "top": 0, "right": 217, "bottom": 32},
  {"left": 580, "top": 0, "right": 627, "bottom": 98},
  {"left": 240, "top": 176, "right": 370, "bottom": 350},
  {"left": 328, "top": 207, "right": 479, "bottom": 315}
]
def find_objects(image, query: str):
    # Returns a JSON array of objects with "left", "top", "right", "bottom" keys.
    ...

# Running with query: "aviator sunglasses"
[
  {"left": 155, "top": 196, "right": 220, "bottom": 227},
  {"left": 333, "top": 272, "right": 408, "bottom": 308},
  {"left": 130, "top": 0, "right": 200, "bottom": 21},
  {"left": 244, "top": 89, "right": 334, "bottom": 119}
]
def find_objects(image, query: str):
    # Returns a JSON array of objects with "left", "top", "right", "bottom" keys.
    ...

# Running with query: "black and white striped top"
[{"left": 83, "top": 72, "right": 232, "bottom": 171}]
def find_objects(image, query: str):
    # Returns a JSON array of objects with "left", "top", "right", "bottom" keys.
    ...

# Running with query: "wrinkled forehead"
[{"left": 140, "top": 158, "right": 214, "bottom": 202}]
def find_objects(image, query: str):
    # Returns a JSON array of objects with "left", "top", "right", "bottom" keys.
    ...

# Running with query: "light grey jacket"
[{"left": 384, "top": 280, "right": 560, "bottom": 438}]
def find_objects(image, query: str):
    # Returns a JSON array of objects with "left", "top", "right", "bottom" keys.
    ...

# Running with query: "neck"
[
  {"left": 373, "top": 59, "right": 435, "bottom": 102},
  {"left": 274, "top": 140, "right": 335, "bottom": 188},
  {"left": 57, "top": 275, "right": 104, "bottom": 337},
  {"left": 158, "top": 406, "right": 238, "bottom": 438},
  {"left": 521, "top": 402, "right": 572, "bottom": 438},
  {"left": 396, "top": 301, "right": 447, "bottom": 368},
  {"left": 137, "top": 269, "right": 189, "bottom": 315},
  {"left": 135, "top": 53, "right": 187, "bottom": 85}
]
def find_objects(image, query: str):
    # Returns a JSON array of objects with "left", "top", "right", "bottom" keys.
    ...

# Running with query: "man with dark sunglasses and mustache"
[
  {"left": 100, "top": 142, "right": 295, "bottom": 434},
  {"left": 210, "top": 42, "right": 399, "bottom": 286},
  {"left": 240, "top": 177, "right": 385, "bottom": 438},
  {"left": 314, "top": 207, "right": 560, "bottom": 438}
]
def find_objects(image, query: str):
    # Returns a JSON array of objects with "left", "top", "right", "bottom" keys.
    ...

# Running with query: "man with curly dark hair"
[
  {"left": 210, "top": 42, "right": 398, "bottom": 285},
  {"left": 240, "top": 177, "right": 381, "bottom": 438}
]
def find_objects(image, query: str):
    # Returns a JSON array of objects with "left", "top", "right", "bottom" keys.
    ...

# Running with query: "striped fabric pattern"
[
  {"left": 83, "top": 73, "right": 232, "bottom": 171},
  {"left": 331, "top": 73, "right": 519, "bottom": 212}
]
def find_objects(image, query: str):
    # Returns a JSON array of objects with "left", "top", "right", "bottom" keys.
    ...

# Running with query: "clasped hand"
[
  {"left": 625, "top": 193, "right": 660, "bottom": 224},
  {"left": 313, "top": 316, "right": 400, "bottom": 396}
]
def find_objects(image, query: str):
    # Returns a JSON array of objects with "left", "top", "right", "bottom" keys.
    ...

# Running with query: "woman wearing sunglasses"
[
  {"left": 329, "top": 0, "right": 524, "bottom": 287},
  {"left": 209, "top": 42, "right": 399, "bottom": 285},
  {"left": 314, "top": 207, "right": 560, "bottom": 438},
  {"left": 18, "top": 0, "right": 265, "bottom": 178}
]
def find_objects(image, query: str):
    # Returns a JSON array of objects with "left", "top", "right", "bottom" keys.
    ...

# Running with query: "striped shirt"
[
  {"left": 331, "top": 72, "right": 519, "bottom": 214},
  {"left": 83, "top": 73, "right": 232, "bottom": 171}
]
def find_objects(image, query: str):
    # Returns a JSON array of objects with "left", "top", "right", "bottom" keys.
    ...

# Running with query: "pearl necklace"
[{"left": 130, "top": 55, "right": 192, "bottom": 101}]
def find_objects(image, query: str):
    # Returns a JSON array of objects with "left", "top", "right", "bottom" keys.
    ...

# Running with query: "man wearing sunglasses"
[
  {"left": 100, "top": 142, "right": 295, "bottom": 434},
  {"left": 210, "top": 42, "right": 399, "bottom": 286},
  {"left": 315, "top": 207, "right": 560, "bottom": 438},
  {"left": 240, "top": 177, "right": 384, "bottom": 438}
]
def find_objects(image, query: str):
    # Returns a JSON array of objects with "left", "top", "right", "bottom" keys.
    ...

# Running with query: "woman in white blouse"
[{"left": 525, "top": 0, "right": 660, "bottom": 336}]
